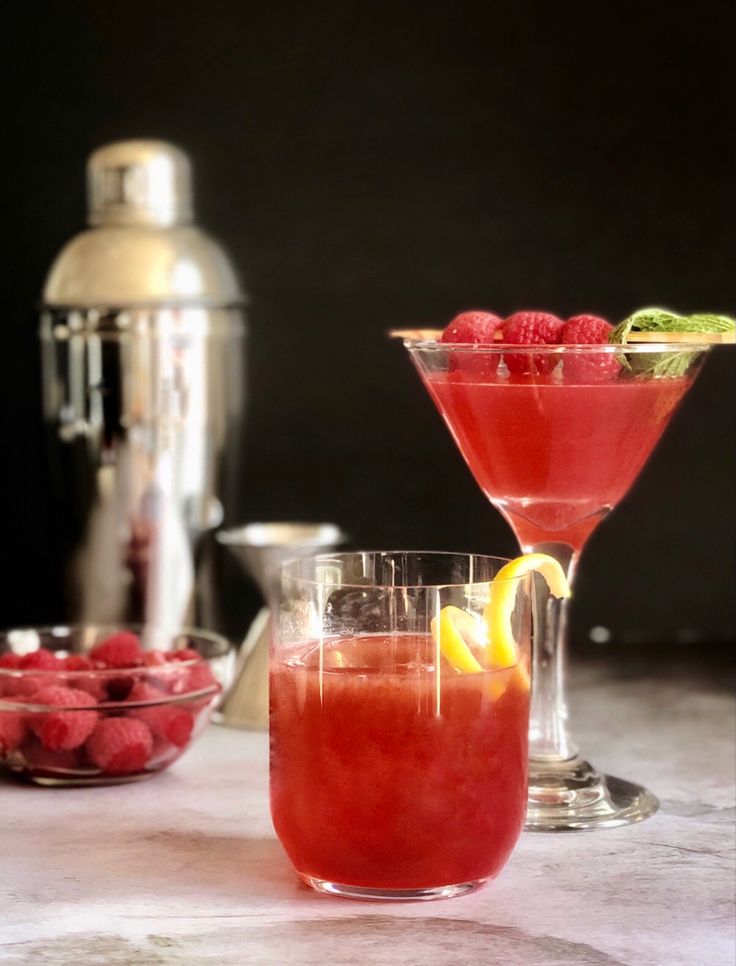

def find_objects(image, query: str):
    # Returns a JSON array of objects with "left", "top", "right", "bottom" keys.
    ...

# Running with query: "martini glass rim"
[{"left": 404, "top": 340, "right": 711, "bottom": 353}]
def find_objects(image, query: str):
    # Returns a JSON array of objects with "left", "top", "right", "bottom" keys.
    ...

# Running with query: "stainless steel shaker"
[{"left": 40, "top": 140, "right": 245, "bottom": 635}]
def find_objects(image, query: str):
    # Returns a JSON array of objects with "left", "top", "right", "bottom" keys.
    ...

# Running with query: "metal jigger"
[{"left": 213, "top": 522, "right": 346, "bottom": 729}]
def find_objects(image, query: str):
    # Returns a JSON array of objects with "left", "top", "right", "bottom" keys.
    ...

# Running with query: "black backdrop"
[{"left": 2, "top": 1, "right": 735, "bottom": 646}]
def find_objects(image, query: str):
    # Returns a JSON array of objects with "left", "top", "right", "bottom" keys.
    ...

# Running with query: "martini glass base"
[{"left": 526, "top": 756, "right": 659, "bottom": 831}]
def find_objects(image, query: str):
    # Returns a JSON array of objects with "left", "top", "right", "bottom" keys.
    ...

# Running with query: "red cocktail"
[
  {"left": 271, "top": 635, "right": 529, "bottom": 892},
  {"left": 270, "top": 552, "right": 534, "bottom": 900},
  {"left": 425, "top": 370, "right": 691, "bottom": 551}
]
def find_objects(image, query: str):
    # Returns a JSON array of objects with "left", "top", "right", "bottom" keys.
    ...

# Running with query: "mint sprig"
[
  {"left": 608, "top": 307, "right": 735, "bottom": 378},
  {"left": 610, "top": 307, "right": 735, "bottom": 343}
]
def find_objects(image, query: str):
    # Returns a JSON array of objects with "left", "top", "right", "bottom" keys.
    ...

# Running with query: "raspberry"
[
  {"left": 504, "top": 311, "right": 564, "bottom": 343},
  {"left": 142, "top": 650, "right": 167, "bottom": 667},
  {"left": 126, "top": 682, "right": 194, "bottom": 748},
  {"left": 184, "top": 666, "right": 218, "bottom": 713},
  {"left": 67, "top": 673, "right": 107, "bottom": 702},
  {"left": 127, "top": 681, "right": 165, "bottom": 703},
  {"left": 20, "top": 737, "right": 83, "bottom": 773},
  {"left": 441, "top": 311, "right": 502, "bottom": 344},
  {"left": 561, "top": 314, "right": 620, "bottom": 383},
  {"left": 168, "top": 648, "right": 200, "bottom": 663},
  {"left": 64, "top": 655, "right": 93, "bottom": 671},
  {"left": 0, "top": 709, "right": 27, "bottom": 754},
  {"left": 27, "top": 686, "right": 98, "bottom": 750},
  {"left": 0, "top": 677, "right": 17, "bottom": 698},
  {"left": 165, "top": 660, "right": 217, "bottom": 716},
  {"left": 184, "top": 662, "right": 216, "bottom": 695},
  {"left": 86, "top": 717, "right": 153, "bottom": 775},
  {"left": 1, "top": 652, "right": 23, "bottom": 694},
  {"left": 502, "top": 311, "right": 565, "bottom": 376},
  {"left": 3, "top": 674, "right": 53, "bottom": 699},
  {"left": 90, "top": 632, "right": 142, "bottom": 669},
  {"left": 441, "top": 310, "right": 502, "bottom": 378},
  {"left": 561, "top": 314, "right": 613, "bottom": 344},
  {"left": 19, "top": 648, "right": 63, "bottom": 671}
]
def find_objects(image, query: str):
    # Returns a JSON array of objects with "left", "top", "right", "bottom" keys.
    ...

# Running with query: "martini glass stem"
[
  {"left": 522, "top": 537, "right": 659, "bottom": 829},
  {"left": 527, "top": 542, "right": 578, "bottom": 762}
]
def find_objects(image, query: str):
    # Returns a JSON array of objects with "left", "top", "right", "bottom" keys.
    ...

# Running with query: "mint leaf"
[
  {"left": 640, "top": 351, "right": 699, "bottom": 379},
  {"left": 609, "top": 306, "right": 735, "bottom": 344},
  {"left": 686, "top": 313, "right": 736, "bottom": 331},
  {"left": 608, "top": 306, "right": 733, "bottom": 378}
]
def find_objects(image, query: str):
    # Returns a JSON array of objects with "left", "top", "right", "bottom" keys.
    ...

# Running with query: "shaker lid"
[{"left": 87, "top": 140, "right": 193, "bottom": 227}]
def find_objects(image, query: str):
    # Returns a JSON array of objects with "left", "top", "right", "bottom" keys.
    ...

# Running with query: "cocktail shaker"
[{"left": 40, "top": 140, "right": 245, "bottom": 635}]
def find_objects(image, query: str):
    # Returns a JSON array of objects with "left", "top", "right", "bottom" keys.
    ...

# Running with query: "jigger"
[{"left": 214, "top": 522, "right": 346, "bottom": 728}]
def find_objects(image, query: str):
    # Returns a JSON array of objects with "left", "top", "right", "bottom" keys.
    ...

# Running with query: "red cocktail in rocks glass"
[{"left": 270, "top": 551, "right": 535, "bottom": 900}]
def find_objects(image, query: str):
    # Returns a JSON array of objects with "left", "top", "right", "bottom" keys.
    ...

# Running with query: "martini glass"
[{"left": 404, "top": 340, "right": 710, "bottom": 830}]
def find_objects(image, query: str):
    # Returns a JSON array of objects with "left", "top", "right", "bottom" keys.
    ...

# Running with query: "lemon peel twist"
[{"left": 431, "top": 554, "right": 571, "bottom": 695}]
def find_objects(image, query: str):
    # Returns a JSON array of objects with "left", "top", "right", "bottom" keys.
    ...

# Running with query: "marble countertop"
[{"left": 1, "top": 655, "right": 734, "bottom": 966}]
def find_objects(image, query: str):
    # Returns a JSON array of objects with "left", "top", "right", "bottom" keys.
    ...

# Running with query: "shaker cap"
[{"left": 87, "top": 140, "right": 193, "bottom": 227}]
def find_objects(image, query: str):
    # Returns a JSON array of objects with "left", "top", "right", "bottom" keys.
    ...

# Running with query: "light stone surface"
[{"left": 1, "top": 657, "right": 734, "bottom": 965}]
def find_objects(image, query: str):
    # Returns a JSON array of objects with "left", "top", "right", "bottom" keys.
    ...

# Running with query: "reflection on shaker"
[
  {"left": 72, "top": 464, "right": 128, "bottom": 625},
  {"left": 140, "top": 454, "right": 195, "bottom": 637}
]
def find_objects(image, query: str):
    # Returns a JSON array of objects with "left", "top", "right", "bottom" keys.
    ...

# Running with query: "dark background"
[{"left": 2, "top": 1, "right": 735, "bottom": 648}]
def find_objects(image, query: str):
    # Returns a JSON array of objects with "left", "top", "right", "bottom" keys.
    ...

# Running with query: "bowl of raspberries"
[{"left": 0, "top": 625, "right": 231, "bottom": 786}]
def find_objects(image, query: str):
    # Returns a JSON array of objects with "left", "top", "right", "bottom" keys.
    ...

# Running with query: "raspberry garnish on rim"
[
  {"left": 441, "top": 310, "right": 504, "bottom": 377},
  {"left": 440, "top": 311, "right": 502, "bottom": 344},
  {"left": 501, "top": 311, "right": 565, "bottom": 376},
  {"left": 561, "top": 315, "right": 620, "bottom": 382}
]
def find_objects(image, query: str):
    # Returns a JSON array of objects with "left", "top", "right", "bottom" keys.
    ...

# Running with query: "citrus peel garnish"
[
  {"left": 484, "top": 552, "right": 569, "bottom": 665},
  {"left": 432, "top": 553, "right": 571, "bottom": 696},
  {"left": 430, "top": 605, "right": 483, "bottom": 674}
]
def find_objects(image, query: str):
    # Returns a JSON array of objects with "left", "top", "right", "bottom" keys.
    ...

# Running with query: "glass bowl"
[{"left": 0, "top": 624, "right": 232, "bottom": 786}]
